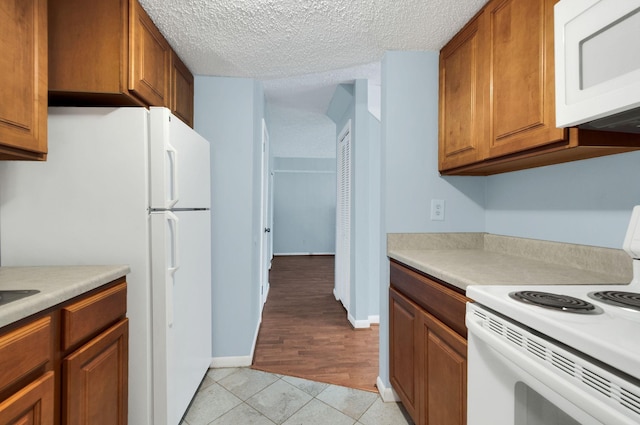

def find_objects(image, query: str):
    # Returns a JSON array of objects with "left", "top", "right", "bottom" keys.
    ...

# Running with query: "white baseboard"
[
  {"left": 210, "top": 356, "right": 253, "bottom": 368},
  {"left": 274, "top": 252, "right": 335, "bottom": 256},
  {"left": 333, "top": 288, "right": 339, "bottom": 301},
  {"left": 348, "top": 313, "right": 371, "bottom": 329},
  {"left": 210, "top": 317, "right": 262, "bottom": 369},
  {"left": 368, "top": 315, "right": 380, "bottom": 324},
  {"left": 377, "top": 376, "right": 401, "bottom": 402}
]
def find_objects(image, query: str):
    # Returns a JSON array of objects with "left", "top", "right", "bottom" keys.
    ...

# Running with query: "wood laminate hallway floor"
[{"left": 251, "top": 255, "right": 379, "bottom": 392}]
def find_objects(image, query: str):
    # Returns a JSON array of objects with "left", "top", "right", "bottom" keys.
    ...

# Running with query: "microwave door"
[{"left": 555, "top": 0, "right": 640, "bottom": 128}]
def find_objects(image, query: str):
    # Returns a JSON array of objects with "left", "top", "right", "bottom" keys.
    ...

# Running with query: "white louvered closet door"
[{"left": 335, "top": 120, "right": 351, "bottom": 313}]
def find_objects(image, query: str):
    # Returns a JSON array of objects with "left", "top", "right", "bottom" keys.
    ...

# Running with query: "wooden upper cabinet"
[
  {"left": 49, "top": 0, "right": 193, "bottom": 126},
  {"left": 486, "top": 0, "right": 564, "bottom": 158},
  {"left": 439, "top": 0, "right": 640, "bottom": 175},
  {"left": 0, "top": 0, "right": 47, "bottom": 161},
  {"left": 439, "top": 13, "right": 486, "bottom": 171},
  {"left": 129, "top": 0, "right": 170, "bottom": 107},
  {"left": 170, "top": 51, "right": 195, "bottom": 128},
  {"left": 48, "top": 0, "right": 136, "bottom": 105}
]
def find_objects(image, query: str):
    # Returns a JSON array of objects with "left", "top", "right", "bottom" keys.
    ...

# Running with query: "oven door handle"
[{"left": 467, "top": 318, "right": 637, "bottom": 425}]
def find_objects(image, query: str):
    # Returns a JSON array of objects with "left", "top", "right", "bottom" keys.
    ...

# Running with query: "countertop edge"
[{"left": 0, "top": 265, "right": 131, "bottom": 329}]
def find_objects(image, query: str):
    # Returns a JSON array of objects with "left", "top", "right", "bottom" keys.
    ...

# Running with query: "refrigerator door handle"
[
  {"left": 166, "top": 211, "right": 180, "bottom": 327},
  {"left": 167, "top": 143, "right": 179, "bottom": 208},
  {"left": 167, "top": 211, "right": 180, "bottom": 276}
]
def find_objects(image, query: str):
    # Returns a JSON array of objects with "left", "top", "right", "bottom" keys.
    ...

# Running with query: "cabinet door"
[
  {"left": 486, "top": 0, "right": 565, "bottom": 158},
  {"left": 439, "top": 12, "right": 487, "bottom": 171},
  {"left": 48, "top": 0, "right": 128, "bottom": 97},
  {"left": 420, "top": 310, "right": 467, "bottom": 425},
  {"left": 63, "top": 319, "right": 128, "bottom": 425},
  {"left": 170, "top": 51, "right": 194, "bottom": 127},
  {"left": 389, "top": 288, "right": 419, "bottom": 423},
  {"left": 0, "top": 0, "right": 47, "bottom": 160},
  {"left": 129, "top": 0, "right": 170, "bottom": 107},
  {"left": 0, "top": 372, "right": 54, "bottom": 425}
]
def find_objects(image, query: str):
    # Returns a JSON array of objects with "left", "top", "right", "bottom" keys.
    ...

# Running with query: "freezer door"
[
  {"left": 150, "top": 210, "right": 212, "bottom": 425},
  {"left": 149, "top": 107, "right": 211, "bottom": 210}
]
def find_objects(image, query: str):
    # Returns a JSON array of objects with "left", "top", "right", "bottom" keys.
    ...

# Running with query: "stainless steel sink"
[{"left": 0, "top": 289, "right": 40, "bottom": 306}]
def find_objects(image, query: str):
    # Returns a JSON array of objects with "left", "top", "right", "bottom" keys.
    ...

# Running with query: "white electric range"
[{"left": 466, "top": 206, "right": 640, "bottom": 425}]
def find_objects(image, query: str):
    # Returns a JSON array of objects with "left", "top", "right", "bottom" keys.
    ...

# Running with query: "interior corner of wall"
[{"left": 376, "top": 376, "right": 401, "bottom": 402}]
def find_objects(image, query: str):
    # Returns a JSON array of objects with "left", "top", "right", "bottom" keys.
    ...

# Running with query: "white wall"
[
  {"left": 485, "top": 151, "right": 640, "bottom": 249},
  {"left": 194, "top": 76, "right": 264, "bottom": 362},
  {"left": 379, "top": 51, "right": 486, "bottom": 387}
]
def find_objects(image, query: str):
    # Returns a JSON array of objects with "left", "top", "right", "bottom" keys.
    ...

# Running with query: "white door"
[
  {"left": 259, "top": 119, "right": 271, "bottom": 310},
  {"left": 335, "top": 121, "right": 351, "bottom": 312},
  {"left": 150, "top": 210, "right": 211, "bottom": 425}
]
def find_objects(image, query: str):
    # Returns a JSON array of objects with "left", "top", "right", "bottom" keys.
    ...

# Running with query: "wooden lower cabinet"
[
  {"left": 420, "top": 306, "right": 467, "bottom": 425},
  {"left": 0, "top": 372, "right": 55, "bottom": 425},
  {"left": 0, "top": 277, "right": 128, "bottom": 425},
  {"left": 390, "top": 263, "right": 468, "bottom": 425},
  {"left": 63, "top": 319, "right": 128, "bottom": 425},
  {"left": 390, "top": 289, "right": 419, "bottom": 421}
]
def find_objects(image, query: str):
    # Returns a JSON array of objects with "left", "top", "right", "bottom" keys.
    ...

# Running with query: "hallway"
[{"left": 252, "top": 255, "right": 379, "bottom": 392}]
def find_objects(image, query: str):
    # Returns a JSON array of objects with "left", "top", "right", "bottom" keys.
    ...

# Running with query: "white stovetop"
[{"left": 467, "top": 279, "right": 640, "bottom": 382}]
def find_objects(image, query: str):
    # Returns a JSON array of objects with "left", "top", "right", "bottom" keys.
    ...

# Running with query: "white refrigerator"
[{"left": 0, "top": 107, "right": 212, "bottom": 425}]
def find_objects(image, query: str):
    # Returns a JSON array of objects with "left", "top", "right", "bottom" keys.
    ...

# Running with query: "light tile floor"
[{"left": 180, "top": 367, "right": 414, "bottom": 425}]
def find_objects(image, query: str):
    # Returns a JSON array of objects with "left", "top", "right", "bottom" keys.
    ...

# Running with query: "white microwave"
[{"left": 555, "top": 0, "right": 640, "bottom": 133}]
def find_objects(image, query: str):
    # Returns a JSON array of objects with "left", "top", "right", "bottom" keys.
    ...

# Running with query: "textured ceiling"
[{"left": 139, "top": 0, "right": 488, "bottom": 112}]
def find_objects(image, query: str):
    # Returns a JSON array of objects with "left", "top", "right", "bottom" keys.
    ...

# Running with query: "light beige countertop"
[
  {"left": 388, "top": 233, "right": 632, "bottom": 291},
  {"left": 0, "top": 265, "right": 130, "bottom": 328}
]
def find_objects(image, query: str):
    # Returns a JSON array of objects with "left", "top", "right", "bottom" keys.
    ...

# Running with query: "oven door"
[
  {"left": 555, "top": 0, "right": 640, "bottom": 128},
  {"left": 466, "top": 303, "right": 640, "bottom": 425}
]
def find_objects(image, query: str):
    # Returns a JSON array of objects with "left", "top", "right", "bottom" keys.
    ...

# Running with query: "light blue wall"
[
  {"left": 379, "top": 51, "right": 486, "bottom": 386},
  {"left": 328, "top": 80, "right": 382, "bottom": 324},
  {"left": 486, "top": 151, "right": 640, "bottom": 248},
  {"left": 267, "top": 105, "right": 337, "bottom": 255},
  {"left": 194, "top": 76, "right": 263, "bottom": 359},
  {"left": 368, "top": 114, "right": 382, "bottom": 318},
  {"left": 272, "top": 157, "right": 336, "bottom": 254}
]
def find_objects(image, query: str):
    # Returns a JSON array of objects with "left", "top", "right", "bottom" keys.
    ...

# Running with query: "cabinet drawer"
[
  {"left": 0, "top": 316, "right": 52, "bottom": 394},
  {"left": 62, "top": 281, "right": 127, "bottom": 351},
  {"left": 390, "top": 261, "right": 470, "bottom": 338}
]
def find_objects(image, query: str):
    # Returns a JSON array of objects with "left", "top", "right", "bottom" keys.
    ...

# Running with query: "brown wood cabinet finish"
[
  {"left": 439, "top": 0, "right": 640, "bottom": 175},
  {"left": 0, "top": 0, "right": 48, "bottom": 161},
  {"left": 420, "top": 308, "right": 467, "bottom": 425},
  {"left": 438, "top": 11, "right": 486, "bottom": 171},
  {"left": 49, "top": 0, "right": 194, "bottom": 126},
  {"left": 0, "top": 316, "right": 52, "bottom": 396},
  {"left": 63, "top": 319, "right": 128, "bottom": 425},
  {"left": 128, "top": 0, "right": 171, "bottom": 107},
  {"left": 389, "top": 289, "right": 419, "bottom": 421},
  {"left": 0, "top": 372, "right": 55, "bottom": 425},
  {"left": 61, "top": 281, "right": 127, "bottom": 351},
  {"left": 0, "top": 277, "right": 128, "bottom": 425},
  {"left": 170, "top": 51, "right": 195, "bottom": 128},
  {"left": 390, "top": 262, "right": 470, "bottom": 425}
]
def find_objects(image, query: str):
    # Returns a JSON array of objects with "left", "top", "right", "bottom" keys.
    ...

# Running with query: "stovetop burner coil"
[
  {"left": 588, "top": 291, "right": 640, "bottom": 311},
  {"left": 509, "top": 290, "right": 602, "bottom": 314}
]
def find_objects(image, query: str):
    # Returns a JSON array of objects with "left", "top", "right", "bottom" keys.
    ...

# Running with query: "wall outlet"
[{"left": 431, "top": 199, "right": 445, "bottom": 221}]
